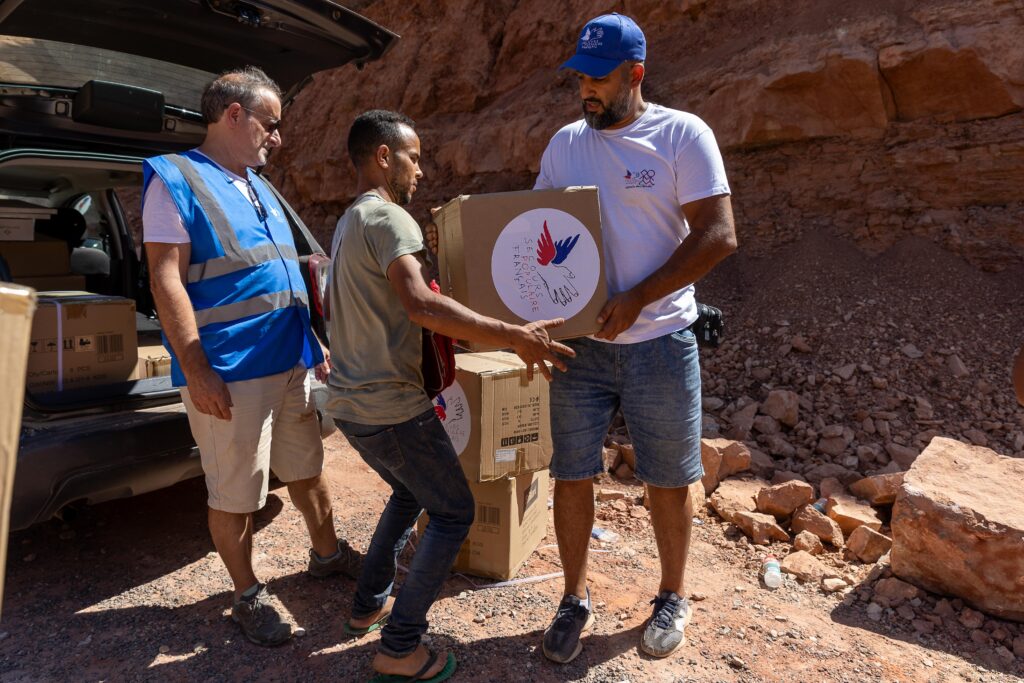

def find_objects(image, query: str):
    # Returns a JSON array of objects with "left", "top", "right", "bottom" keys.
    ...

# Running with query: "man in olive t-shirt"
[
  {"left": 326, "top": 190, "right": 431, "bottom": 425},
  {"left": 325, "top": 110, "right": 575, "bottom": 682}
]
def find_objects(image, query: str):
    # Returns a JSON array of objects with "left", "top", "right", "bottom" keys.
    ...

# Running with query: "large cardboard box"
[
  {"left": 0, "top": 284, "right": 36, "bottom": 616},
  {"left": 431, "top": 351, "right": 551, "bottom": 483},
  {"left": 0, "top": 241, "right": 70, "bottom": 277},
  {"left": 26, "top": 293, "right": 138, "bottom": 392},
  {"left": 436, "top": 187, "right": 606, "bottom": 351},
  {"left": 419, "top": 469, "right": 549, "bottom": 581}
]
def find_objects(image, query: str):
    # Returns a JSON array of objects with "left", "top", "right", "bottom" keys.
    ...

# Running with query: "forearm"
[
  {"left": 408, "top": 291, "right": 518, "bottom": 348},
  {"left": 150, "top": 278, "right": 211, "bottom": 380},
  {"left": 633, "top": 223, "right": 737, "bottom": 306}
]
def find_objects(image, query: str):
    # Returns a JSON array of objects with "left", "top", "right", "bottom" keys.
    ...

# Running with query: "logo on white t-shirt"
[
  {"left": 624, "top": 168, "right": 656, "bottom": 189},
  {"left": 491, "top": 209, "right": 601, "bottom": 320},
  {"left": 433, "top": 381, "right": 469, "bottom": 455}
]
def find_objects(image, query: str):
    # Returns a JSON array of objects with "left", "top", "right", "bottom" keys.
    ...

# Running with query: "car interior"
[{"left": 0, "top": 155, "right": 174, "bottom": 414}]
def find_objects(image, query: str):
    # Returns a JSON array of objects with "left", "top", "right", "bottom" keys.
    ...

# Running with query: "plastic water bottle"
[
  {"left": 591, "top": 527, "right": 620, "bottom": 543},
  {"left": 762, "top": 555, "right": 782, "bottom": 589},
  {"left": 812, "top": 498, "right": 828, "bottom": 514}
]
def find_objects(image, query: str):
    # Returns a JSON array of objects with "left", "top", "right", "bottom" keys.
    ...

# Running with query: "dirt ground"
[
  {"left": 2, "top": 232, "right": 1022, "bottom": 683},
  {"left": 0, "top": 430, "right": 1020, "bottom": 683}
]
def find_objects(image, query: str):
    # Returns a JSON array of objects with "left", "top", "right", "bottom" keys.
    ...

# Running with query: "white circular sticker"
[
  {"left": 432, "top": 380, "right": 470, "bottom": 455},
  {"left": 490, "top": 208, "right": 601, "bottom": 322}
]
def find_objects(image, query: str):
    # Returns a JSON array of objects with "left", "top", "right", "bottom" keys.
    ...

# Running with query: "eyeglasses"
[
  {"left": 238, "top": 105, "right": 282, "bottom": 134},
  {"left": 245, "top": 178, "right": 268, "bottom": 223}
]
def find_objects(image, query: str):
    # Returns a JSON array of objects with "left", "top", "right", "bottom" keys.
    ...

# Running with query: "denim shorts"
[{"left": 549, "top": 329, "right": 703, "bottom": 488}]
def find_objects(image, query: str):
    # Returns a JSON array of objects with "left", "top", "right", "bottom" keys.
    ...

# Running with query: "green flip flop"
[
  {"left": 343, "top": 610, "right": 391, "bottom": 637},
  {"left": 367, "top": 650, "right": 457, "bottom": 683}
]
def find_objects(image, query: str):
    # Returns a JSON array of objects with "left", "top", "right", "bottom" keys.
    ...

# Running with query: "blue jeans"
[
  {"left": 549, "top": 329, "right": 704, "bottom": 488},
  {"left": 335, "top": 407, "right": 474, "bottom": 658}
]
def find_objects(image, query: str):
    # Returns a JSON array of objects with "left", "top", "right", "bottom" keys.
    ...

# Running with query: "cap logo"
[{"left": 581, "top": 25, "right": 604, "bottom": 50}]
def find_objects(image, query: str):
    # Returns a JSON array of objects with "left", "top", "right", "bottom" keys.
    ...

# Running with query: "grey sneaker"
[
  {"left": 307, "top": 538, "right": 362, "bottom": 579},
  {"left": 231, "top": 584, "right": 292, "bottom": 647},
  {"left": 640, "top": 591, "right": 692, "bottom": 658},
  {"left": 542, "top": 593, "right": 595, "bottom": 664}
]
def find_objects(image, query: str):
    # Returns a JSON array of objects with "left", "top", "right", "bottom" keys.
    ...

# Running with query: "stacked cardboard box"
[
  {"left": 0, "top": 200, "right": 55, "bottom": 241},
  {"left": 0, "top": 284, "right": 37, "bottom": 616},
  {"left": 0, "top": 240, "right": 86, "bottom": 291},
  {"left": 419, "top": 352, "right": 552, "bottom": 580},
  {"left": 435, "top": 187, "right": 606, "bottom": 351},
  {"left": 26, "top": 293, "right": 138, "bottom": 393}
]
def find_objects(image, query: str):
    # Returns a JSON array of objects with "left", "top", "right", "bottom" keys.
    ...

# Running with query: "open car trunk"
[{"left": 0, "top": 151, "right": 326, "bottom": 420}]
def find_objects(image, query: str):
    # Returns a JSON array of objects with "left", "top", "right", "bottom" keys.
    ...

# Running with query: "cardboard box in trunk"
[
  {"left": 431, "top": 351, "right": 551, "bottom": 483},
  {"left": 0, "top": 284, "right": 37, "bottom": 616},
  {"left": 0, "top": 241, "right": 70, "bottom": 277},
  {"left": 436, "top": 187, "right": 606, "bottom": 351},
  {"left": 132, "top": 343, "right": 171, "bottom": 380},
  {"left": 418, "top": 469, "right": 549, "bottom": 581},
  {"left": 27, "top": 293, "right": 138, "bottom": 392}
]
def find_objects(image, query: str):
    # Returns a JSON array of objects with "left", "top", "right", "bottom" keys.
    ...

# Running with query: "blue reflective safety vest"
[{"left": 142, "top": 150, "right": 322, "bottom": 386}]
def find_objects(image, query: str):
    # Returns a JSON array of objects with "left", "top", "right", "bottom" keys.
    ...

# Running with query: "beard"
[
  {"left": 581, "top": 82, "right": 632, "bottom": 130},
  {"left": 387, "top": 168, "right": 414, "bottom": 206}
]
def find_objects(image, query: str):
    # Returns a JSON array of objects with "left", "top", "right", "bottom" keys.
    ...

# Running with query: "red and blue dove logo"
[
  {"left": 433, "top": 393, "right": 447, "bottom": 421},
  {"left": 536, "top": 221, "right": 580, "bottom": 266}
]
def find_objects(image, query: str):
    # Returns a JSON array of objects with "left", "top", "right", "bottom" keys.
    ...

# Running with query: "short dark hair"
[
  {"left": 347, "top": 110, "right": 415, "bottom": 167},
  {"left": 200, "top": 66, "right": 282, "bottom": 124}
]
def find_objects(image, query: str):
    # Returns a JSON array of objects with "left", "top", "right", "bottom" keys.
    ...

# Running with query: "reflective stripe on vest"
[
  {"left": 186, "top": 242, "right": 299, "bottom": 283},
  {"left": 164, "top": 155, "right": 299, "bottom": 284},
  {"left": 193, "top": 288, "right": 309, "bottom": 328}
]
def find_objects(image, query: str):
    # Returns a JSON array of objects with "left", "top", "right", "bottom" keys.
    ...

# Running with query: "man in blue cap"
[{"left": 536, "top": 13, "right": 738, "bottom": 662}]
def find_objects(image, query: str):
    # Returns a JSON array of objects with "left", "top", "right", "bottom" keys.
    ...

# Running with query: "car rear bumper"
[{"left": 12, "top": 377, "right": 335, "bottom": 530}]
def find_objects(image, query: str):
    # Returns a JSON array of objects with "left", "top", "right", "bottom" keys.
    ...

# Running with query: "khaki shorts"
[{"left": 180, "top": 364, "right": 324, "bottom": 513}]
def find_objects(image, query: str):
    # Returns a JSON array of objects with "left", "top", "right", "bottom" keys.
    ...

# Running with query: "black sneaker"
[
  {"left": 307, "top": 538, "right": 362, "bottom": 579},
  {"left": 640, "top": 590, "right": 691, "bottom": 658},
  {"left": 542, "top": 592, "right": 595, "bottom": 664},
  {"left": 231, "top": 584, "right": 292, "bottom": 647}
]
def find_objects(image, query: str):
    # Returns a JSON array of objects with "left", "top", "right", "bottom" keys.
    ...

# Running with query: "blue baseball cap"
[{"left": 559, "top": 13, "right": 646, "bottom": 78}]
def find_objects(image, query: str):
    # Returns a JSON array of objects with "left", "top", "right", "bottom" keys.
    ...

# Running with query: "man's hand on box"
[
  {"left": 594, "top": 290, "right": 646, "bottom": 342},
  {"left": 424, "top": 206, "right": 442, "bottom": 253},
  {"left": 509, "top": 319, "right": 576, "bottom": 382},
  {"left": 187, "top": 366, "right": 234, "bottom": 420}
]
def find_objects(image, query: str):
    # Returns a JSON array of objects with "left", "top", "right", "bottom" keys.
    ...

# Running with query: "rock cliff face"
[{"left": 265, "top": 0, "right": 1024, "bottom": 271}]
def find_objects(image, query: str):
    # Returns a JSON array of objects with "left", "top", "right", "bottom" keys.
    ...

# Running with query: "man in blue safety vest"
[{"left": 144, "top": 67, "right": 357, "bottom": 647}]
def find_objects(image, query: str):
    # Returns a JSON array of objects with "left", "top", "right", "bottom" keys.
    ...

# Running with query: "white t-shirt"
[
  {"left": 535, "top": 103, "right": 731, "bottom": 344},
  {"left": 142, "top": 150, "right": 255, "bottom": 244}
]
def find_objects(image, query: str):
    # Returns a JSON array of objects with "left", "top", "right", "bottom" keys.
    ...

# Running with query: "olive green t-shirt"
[{"left": 325, "top": 191, "right": 432, "bottom": 425}]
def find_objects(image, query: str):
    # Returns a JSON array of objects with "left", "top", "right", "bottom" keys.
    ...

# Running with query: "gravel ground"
[{"left": 2, "top": 232, "right": 1022, "bottom": 682}]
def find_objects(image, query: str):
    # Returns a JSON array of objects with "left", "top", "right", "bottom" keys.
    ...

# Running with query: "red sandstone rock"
[
  {"left": 794, "top": 530, "right": 824, "bottom": 556},
  {"left": 849, "top": 472, "right": 904, "bottom": 505},
  {"left": 891, "top": 437, "right": 1024, "bottom": 622},
  {"left": 760, "top": 390, "right": 800, "bottom": 427},
  {"left": 734, "top": 511, "right": 790, "bottom": 545},
  {"left": 756, "top": 480, "right": 815, "bottom": 518},
  {"left": 708, "top": 478, "right": 765, "bottom": 525},
  {"left": 826, "top": 494, "right": 883, "bottom": 537},
  {"left": 700, "top": 438, "right": 751, "bottom": 495},
  {"left": 846, "top": 526, "right": 893, "bottom": 563},
  {"left": 781, "top": 550, "right": 837, "bottom": 583},
  {"left": 791, "top": 505, "right": 845, "bottom": 548}
]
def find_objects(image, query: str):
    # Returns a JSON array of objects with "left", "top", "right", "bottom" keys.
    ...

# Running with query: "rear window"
[{"left": 0, "top": 35, "right": 213, "bottom": 111}]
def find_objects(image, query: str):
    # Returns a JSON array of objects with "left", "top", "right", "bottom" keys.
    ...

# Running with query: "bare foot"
[
  {"left": 348, "top": 596, "right": 395, "bottom": 630},
  {"left": 372, "top": 644, "right": 447, "bottom": 679}
]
